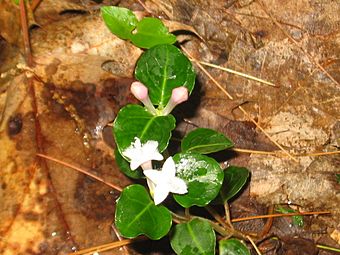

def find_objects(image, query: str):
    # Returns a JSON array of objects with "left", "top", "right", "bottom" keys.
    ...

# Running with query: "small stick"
[
  {"left": 36, "top": 153, "right": 123, "bottom": 192},
  {"left": 316, "top": 244, "right": 340, "bottom": 253},
  {"left": 70, "top": 237, "right": 146, "bottom": 255},
  {"left": 231, "top": 211, "right": 330, "bottom": 223},
  {"left": 197, "top": 60, "right": 276, "bottom": 87},
  {"left": 247, "top": 235, "right": 262, "bottom": 255},
  {"left": 111, "top": 225, "right": 130, "bottom": 255},
  {"left": 31, "top": 0, "right": 43, "bottom": 12},
  {"left": 19, "top": 0, "right": 33, "bottom": 67}
]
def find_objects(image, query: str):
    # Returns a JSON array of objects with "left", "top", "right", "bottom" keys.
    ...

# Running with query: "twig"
[
  {"left": 31, "top": 0, "right": 43, "bottom": 12},
  {"left": 247, "top": 235, "right": 262, "bottom": 255},
  {"left": 231, "top": 211, "right": 330, "bottom": 223},
  {"left": 259, "top": 205, "right": 274, "bottom": 237},
  {"left": 70, "top": 237, "right": 146, "bottom": 255},
  {"left": 205, "top": 205, "right": 230, "bottom": 230},
  {"left": 36, "top": 153, "right": 123, "bottom": 192},
  {"left": 316, "top": 244, "right": 340, "bottom": 253},
  {"left": 19, "top": 0, "right": 33, "bottom": 66},
  {"left": 111, "top": 225, "right": 130, "bottom": 255},
  {"left": 232, "top": 148, "right": 278, "bottom": 155},
  {"left": 181, "top": 46, "right": 298, "bottom": 162},
  {"left": 224, "top": 202, "right": 233, "bottom": 228},
  {"left": 256, "top": 0, "right": 339, "bottom": 87},
  {"left": 197, "top": 60, "right": 276, "bottom": 87}
]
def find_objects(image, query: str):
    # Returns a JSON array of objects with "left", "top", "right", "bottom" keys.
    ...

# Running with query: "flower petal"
[
  {"left": 162, "top": 157, "right": 176, "bottom": 177},
  {"left": 153, "top": 184, "right": 170, "bottom": 205},
  {"left": 169, "top": 177, "right": 188, "bottom": 194},
  {"left": 143, "top": 169, "right": 163, "bottom": 184}
]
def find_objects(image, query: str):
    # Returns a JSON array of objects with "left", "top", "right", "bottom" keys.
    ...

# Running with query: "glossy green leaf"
[
  {"left": 276, "top": 205, "right": 304, "bottom": 227},
  {"left": 173, "top": 152, "right": 223, "bottom": 208},
  {"left": 220, "top": 166, "right": 250, "bottom": 203},
  {"left": 115, "top": 184, "right": 172, "bottom": 239},
  {"left": 181, "top": 128, "right": 233, "bottom": 154},
  {"left": 219, "top": 239, "right": 250, "bottom": 255},
  {"left": 131, "top": 17, "right": 176, "bottom": 49},
  {"left": 135, "top": 44, "right": 196, "bottom": 107},
  {"left": 114, "top": 149, "right": 143, "bottom": 179},
  {"left": 170, "top": 218, "right": 216, "bottom": 255},
  {"left": 101, "top": 6, "right": 138, "bottom": 40},
  {"left": 113, "top": 104, "right": 176, "bottom": 156}
]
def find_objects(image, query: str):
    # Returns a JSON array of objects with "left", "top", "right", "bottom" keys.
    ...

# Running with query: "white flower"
[
  {"left": 122, "top": 137, "right": 163, "bottom": 170},
  {"left": 144, "top": 157, "right": 188, "bottom": 205}
]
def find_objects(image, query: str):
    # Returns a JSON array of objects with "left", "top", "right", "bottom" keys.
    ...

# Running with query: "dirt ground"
[{"left": 0, "top": 0, "right": 339, "bottom": 254}]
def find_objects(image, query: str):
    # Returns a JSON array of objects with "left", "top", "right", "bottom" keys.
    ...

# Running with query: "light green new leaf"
[
  {"left": 131, "top": 17, "right": 176, "bottom": 48},
  {"left": 101, "top": 6, "right": 138, "bottom": 39}
]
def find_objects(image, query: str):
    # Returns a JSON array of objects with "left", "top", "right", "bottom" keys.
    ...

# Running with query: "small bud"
[
  {"left": 131, "top": 81, "right": 148, "bottom": 101},
  {"left": 130, "top": 81, "right": 157, "bottom": 114},
  {"left": 162, "top": 86, "right": 189, "bottom": 115}
]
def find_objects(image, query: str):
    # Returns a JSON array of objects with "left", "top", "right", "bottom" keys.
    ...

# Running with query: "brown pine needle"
[
  {"left": 231, "top": 211, "right": 330, "bottom": 223},
  {"left": 70, "top": 238, "right": 145, "bottom": 255},
  {"left": 247, "top": 235, "right": 262, "bottom": 255},
  {"left": 198, "top": 60, "right": 277, "bottom": 87},
  {"left": 233, "top": 148, "right": 340, "bottom": 158},
  {"left": 232, "top": 148, "right": 278, "bottom": 155},
  {"left": 36, "top": 153, "right": 123, "bottom": 192},
  {"left": 181, "top": 46, "right": 298, "bottom": 162},
  {"left": 297, "top": 150, "right": 340, "bottom": 157}
]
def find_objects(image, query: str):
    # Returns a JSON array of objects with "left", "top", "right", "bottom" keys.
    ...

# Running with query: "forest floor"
[{"left": 0, "top": 0, "right": 339, "bottom": 254}]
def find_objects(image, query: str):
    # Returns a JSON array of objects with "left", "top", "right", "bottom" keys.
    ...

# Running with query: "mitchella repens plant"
[{"left": 102, "top": 6, "right": 251, "bottom": 255}]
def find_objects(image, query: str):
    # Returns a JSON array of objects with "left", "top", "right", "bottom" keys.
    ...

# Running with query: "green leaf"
[
  {"left": 135, "top": 44, "right": 196, "bottom": 107},
  {"left": 336, "top": 173, "right": 340, "bottom": 184},
  {"left": 219, "top": 239, "right": 250, "bottom": 255},
  {"left": 181, "top": 128, "right": 233, "bottom": 154},
  {"left": 114, "top": 149, "right": 143, "bottom": 179},
  {"left": 115, "top": 184, "right": 172, "bottom": 239},
  {"left": 113, "top": 104, "right": 176, "bottom": 156},
  {"left": 220, "top": 166, "right": 250, "bottom": 203},
  {"left": 101, "top": 6, "right": 138, "bottom": 40},
  {"left": 173, "top": 152, "right": 224, "bottom": 208},
  {"left": 131, "top": 17, "right": 177, "bottom": 49},
  {"left": 170, "top": 218, "right": 216, "bottom": 255},
  {"left": 276, "top": 205, "right": 304, "bottom": 227}
]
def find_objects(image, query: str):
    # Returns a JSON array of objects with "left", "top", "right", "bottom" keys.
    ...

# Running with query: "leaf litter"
[{"left": 0, "top": 0, "right": 339, "bottom": 254}]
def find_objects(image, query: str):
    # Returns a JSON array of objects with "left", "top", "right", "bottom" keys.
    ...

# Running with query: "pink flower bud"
[
  {"left": 171, "top": 86, "right": 189, "bottom": 105},
  {"left": 130, "top": 81, "right": 149, "bottom": 101},
  {"left": 130, "top": 81, "right": 157, "bottom": 114},
  {"left": 162, "top": 86, "right": 189, "bottom": 115}
]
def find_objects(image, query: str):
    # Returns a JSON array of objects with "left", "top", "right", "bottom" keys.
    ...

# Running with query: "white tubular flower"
[
  {"left": 161, "top": 86, "right": 189, "bottom": 115},
  {"left": 144, "top": 157, "right": 188, "bottom": 205},
  {"left": 122, "top": 137, "right": 163, "bottom": 170},
  {"left": 130, "top": 81, "right": 157, "bottom": 115}
]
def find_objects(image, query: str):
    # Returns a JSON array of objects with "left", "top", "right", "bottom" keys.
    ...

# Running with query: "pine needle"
[{"left": 198, "top": 60, "right": 276, "bottom": 87}]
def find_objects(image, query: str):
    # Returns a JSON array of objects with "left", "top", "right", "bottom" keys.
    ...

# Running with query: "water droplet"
[
  {"left": 71, "top": 246, "right": 77, "bottom": 251},
  {"left": 51, "top": 231, "right": 57, "bottom": 237}
]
